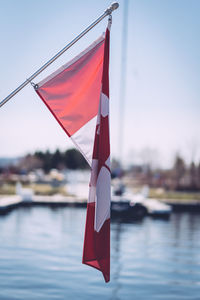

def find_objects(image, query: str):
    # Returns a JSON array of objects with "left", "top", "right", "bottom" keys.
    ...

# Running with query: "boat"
[
  {"left": 130, "top": 186, "right": 172, "bottom": 218},
  {"left": 140, "top": 198, "right": 172, "bottom": 218},
  {"left": 111, "top": 181, "right": 147, "bottom": 221}
]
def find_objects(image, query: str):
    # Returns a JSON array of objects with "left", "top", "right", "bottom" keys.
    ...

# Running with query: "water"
[{"left": 0, "top": 207, "right": 199, "bottom": 300}]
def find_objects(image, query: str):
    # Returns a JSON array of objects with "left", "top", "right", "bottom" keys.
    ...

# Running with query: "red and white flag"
[{"left": 35, "top": 23, "right": 111, "bottom": 282}]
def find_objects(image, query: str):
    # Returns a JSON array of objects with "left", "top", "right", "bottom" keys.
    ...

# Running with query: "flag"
[{"left": 34, "top": 23, "right": 111, "bottom": 282}]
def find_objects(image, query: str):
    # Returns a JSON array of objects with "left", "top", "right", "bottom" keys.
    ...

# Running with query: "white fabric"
[
  {"left": 95, "top": 166, "right": 111, "bottom": 232},
  {"left": 100, "top": 93, "right": 109, "bottom": 117},
  {"left": 71, "top": 116, "right": 97, "bottom": 166},
  {"left": 88, "top": 159, "right": 98, "bottom": 204}
]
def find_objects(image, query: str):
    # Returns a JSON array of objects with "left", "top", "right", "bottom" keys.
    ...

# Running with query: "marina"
[
  {"left": 0, "top": 0, "right": 199, "bottom": 297},
  {"left": 1, "top": 191, "right": 200, "bottom": 218}
]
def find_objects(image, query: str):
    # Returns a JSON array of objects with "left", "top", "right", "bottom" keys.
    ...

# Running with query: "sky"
[{"left": 0, "top": 0, "right": 199, "bottom": 168}]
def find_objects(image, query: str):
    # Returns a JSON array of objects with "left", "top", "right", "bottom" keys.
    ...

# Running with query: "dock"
[
  {"left": 33, "top": 195, "right": 87, "bottom": 207},
  {"left": 0, "top": 195, "right": 22, "bottom": 214},
  {"left": 0, "top": 195, "right": 87, "bottom": 215},
  {"left": 0, "top": 194, "right": 200, "bottom": 216},
  {"left": 161, "top": 198, "right": 200, "bottom": 212}
]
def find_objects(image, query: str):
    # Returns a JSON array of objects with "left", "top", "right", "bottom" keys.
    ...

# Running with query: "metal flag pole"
[
  {"left": 0, "top": 2, "right": 119, "bottom": 108},
  {"left": 118, "top": 0, "right": 128, "bottom": 167}
]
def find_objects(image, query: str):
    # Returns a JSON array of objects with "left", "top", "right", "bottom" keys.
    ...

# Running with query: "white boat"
[
  {"left": 130, "top": 186, "right": 172, "bottom": 218},
  {"left": 141, "top": 198, "right": 172, "bottom": 217}
]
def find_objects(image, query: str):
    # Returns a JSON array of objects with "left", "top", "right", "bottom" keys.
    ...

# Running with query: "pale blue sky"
[{"left": 0, "top": 0, "right": 199, "bottom": 168}]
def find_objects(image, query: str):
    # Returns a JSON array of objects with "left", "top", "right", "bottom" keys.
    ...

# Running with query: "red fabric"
[
  {"left": 36, "top": 39, "right": 105, "bottom": 136},
  {"left": 102, "top": 29, "right": 110, "bottom": 98},
  {"left": 82, "top": 202, "right": 110, "bottom": 283}
]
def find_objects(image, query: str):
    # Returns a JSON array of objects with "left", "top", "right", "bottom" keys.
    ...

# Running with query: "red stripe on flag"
[
  {"left": 101, "top": 29, "right": 110, "bottom": 98},
  {"left": 98, "top": 115, "right": 110, "bottom": 174},
  {"left": 82, "top": 26, "right": 111, "bottom": 282},
  {"left": 82, "top": 202, "right": 110, "bottom": 283}
]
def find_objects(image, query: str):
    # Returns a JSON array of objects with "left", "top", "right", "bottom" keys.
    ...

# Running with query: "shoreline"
[{"left": 1, "top": 194, "right": 200, "bottom": 215}]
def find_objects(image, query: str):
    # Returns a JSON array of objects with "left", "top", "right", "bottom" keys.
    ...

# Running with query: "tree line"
[{"left": 19, "top": 148, "right": 89, "bottom": 172}]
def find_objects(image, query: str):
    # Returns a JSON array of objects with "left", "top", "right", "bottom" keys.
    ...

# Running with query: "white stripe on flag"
[
  {"left": 71, "top": 116, "right": 97, "bottom": 166},
  {"left": 95, "top": 166, "right": 111, "bottom": 232}
]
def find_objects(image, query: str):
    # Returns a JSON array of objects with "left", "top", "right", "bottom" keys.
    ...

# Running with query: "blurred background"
[{"left": 0, "top": 0, "right": 200, "bottom": 299}]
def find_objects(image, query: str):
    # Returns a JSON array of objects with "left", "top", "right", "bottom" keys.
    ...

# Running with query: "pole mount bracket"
[{"left": 105, "top": 2, "right": 119, "bottom": 15}]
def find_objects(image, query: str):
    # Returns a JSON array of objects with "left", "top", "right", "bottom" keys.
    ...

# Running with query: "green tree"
[
  {"left": 64, "top": 148, "right": 88, "bottom": 169},
  {"left": 43, "top": 150, "right": 52, "bottom": 173},
  {"left": 173, "top": 154, "right": 186, "bottom": 189},
  {"left": 52, "top": 149, "right": 63, "bottom": 169}
]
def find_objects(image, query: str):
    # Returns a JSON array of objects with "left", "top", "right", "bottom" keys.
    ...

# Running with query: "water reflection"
[
  {"left": 0, "top": 207, "right": 199, "bottom": 300},
  {"left": 111, "top": 222, "right": 122, "bottom": 300}
]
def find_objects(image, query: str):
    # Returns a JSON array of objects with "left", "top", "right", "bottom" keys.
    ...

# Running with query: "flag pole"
[{"left": 0, "top": 2, "right": 119, "bottom": 109}]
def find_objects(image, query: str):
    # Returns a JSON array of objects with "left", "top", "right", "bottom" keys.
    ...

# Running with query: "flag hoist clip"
[
  {"left": 0, "top": 2, "right": 119, "bottom": 109},
  {"left": 108, "top": 14, "right": 112, "bottom": 29},
  {"left": 26, "top": 78, "right": 36, "bottom": 88}
]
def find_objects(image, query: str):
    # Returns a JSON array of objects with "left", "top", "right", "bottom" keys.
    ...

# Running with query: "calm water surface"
[{"left": 0, "top": 206, "right": 199, "bottom": 300}]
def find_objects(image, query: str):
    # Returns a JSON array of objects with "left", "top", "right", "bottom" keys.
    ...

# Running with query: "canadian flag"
[{"left": 35, "top": 24, "right": 111, "bottom": 282}]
